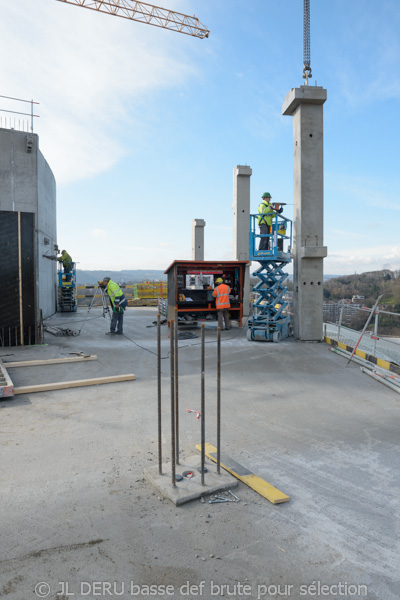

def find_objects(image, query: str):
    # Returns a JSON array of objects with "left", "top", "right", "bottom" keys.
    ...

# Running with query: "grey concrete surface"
[
  {"left": 1, "top": 307, "right": 400, "bottom": 600},
  {"left": 192, "top": 220, "right": 206, "bottom": 261},
  {"left": 233, "top": 165, "right": 252, "bottom": 317},
  {"left": 0, "top": 128, "right": 57, "bottom": 320},
  {"left": 282, "top": 87, "right": 328, "bottom": 342}
]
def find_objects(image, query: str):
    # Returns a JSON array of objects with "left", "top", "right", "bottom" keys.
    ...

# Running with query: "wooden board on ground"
[
  {"left": 196, "top": 442, "right": 290, "bottom": 505},
  {"left": 4, "top": 355, "right": 97, "bottom": 368},
  {"left": 14, "top": 374, "right": 136, "bottom": 395}
]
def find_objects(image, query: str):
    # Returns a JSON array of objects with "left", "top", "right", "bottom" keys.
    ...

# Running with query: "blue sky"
[{"left": 2, "top": 0, "right": 400, "bottom": 274}]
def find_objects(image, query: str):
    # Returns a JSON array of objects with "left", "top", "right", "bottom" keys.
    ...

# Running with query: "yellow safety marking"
[
  {"left": 325, "top": 336, "right": 394, "bottom": 373},
  {"left": 196, "top": 443, "right": 290, "bottom": 504}
]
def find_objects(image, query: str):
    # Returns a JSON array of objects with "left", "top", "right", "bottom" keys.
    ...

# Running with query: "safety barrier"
[{"left": 76, "top": 282, "right": 167, "bottom": 307}]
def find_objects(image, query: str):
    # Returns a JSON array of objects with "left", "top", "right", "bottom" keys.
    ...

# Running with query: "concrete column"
[
  {"left": 282, "top": 86, "right": 328, "bottom": 341},
  {"left": 192, "top": 219, "right": 205, "bottom": 260},
  {"left": 233, "top": 165, "right": 252, "bottom": 316}
]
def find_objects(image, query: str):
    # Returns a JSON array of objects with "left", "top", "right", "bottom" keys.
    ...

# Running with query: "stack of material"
[{"left": 130, "top": 282, "right": 167, "bottom": 306}]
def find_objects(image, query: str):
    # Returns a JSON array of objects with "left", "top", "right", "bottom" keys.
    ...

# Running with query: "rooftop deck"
[{"left": 1, "top": 308, "right": 399, "bottom": 599}]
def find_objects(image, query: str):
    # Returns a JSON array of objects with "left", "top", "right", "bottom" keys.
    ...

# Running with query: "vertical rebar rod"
[
  {"left": 174, "top": 308, "right": 179, "bottom": 465},
  {"left": 157, "top": 313, "right": 162, "bottom": 475},
  {"left": 217, "top": 326, "right": 221, "bottom": 474},
  {"left": 170, "top": 320, "right": 176, "bottom": 486},
  {"left": 201, "top": 324, "right": 205, "bottom": 485}
]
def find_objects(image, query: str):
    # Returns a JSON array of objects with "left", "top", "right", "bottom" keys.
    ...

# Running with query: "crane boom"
[{"left": 55, "top": 0, "right": 209, "bottom": 38}]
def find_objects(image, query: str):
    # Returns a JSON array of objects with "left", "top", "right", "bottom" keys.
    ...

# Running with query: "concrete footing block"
[{"left": 144, "top": 454, "right": 238, "bottom": 506}]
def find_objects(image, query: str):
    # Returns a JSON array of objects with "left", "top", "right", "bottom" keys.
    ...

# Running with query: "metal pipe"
[
  {"left": 360, "top": 367, "right": 400, "bottom": 394},
  {"left": 217, "top": 326, "right": 221, "bottom": 474},
  {"left": 157, "top": 313, "right": 162, "bottom": 475},
  {"left": 174, "top": 308, "right": 179, "bottom": 465},
  {"left": 373, "top": 313, "right": 379, "bottom": 357},
  {"left": 330, "top": 346, "right": 400, "bottom": 385},
  {"left": 201, "top": 323, "right": 205, "bottom": 485},
  {"left": 346, "top": 295, "right": 383, "bottom": 367},
  {"left": 170, "top": 320, "right": 176, "bottom": 486}
]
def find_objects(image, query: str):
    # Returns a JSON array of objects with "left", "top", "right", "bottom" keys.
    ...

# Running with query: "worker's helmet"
[
  {"left": 61, "top": 249, "right": 66, "bottom": 253},
  {"left": 262, "top": 192, "right": 271, "bottom": 198},
  {"left": 216, "top": 277, "right": 223, "bottom": 284},
  {"left": 103, "top": 277, "right": 110, "bottom": 283}
]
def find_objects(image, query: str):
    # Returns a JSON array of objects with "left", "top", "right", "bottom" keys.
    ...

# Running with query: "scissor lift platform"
[{"left": 248, "top": 213, "right": 293, "bottom": 342}]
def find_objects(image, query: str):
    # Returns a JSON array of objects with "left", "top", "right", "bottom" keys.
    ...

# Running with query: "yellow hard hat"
[{"left": 216, "top": 277, "right": 223, "bottom": 284}]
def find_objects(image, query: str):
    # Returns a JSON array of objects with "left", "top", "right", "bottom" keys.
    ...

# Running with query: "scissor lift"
[
  {"left": 248, "top": 213, "right": 293, "bottom": 342},
  {"left": 57, "top": 262, "right": 77, "bottom": 312}
]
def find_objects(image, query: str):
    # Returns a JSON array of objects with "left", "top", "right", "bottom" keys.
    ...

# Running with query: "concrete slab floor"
[{"left": 0, "top": 307, "right": 400, "bottom": 599}]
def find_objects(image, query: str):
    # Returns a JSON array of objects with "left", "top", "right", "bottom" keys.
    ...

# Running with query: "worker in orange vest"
[{"left": 212, "top": 277, "right": 231, "bottom": 330}]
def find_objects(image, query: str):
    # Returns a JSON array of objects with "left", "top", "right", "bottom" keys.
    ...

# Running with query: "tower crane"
[{"left": 55, "top": 0, "right": 209, "bottom": 39}]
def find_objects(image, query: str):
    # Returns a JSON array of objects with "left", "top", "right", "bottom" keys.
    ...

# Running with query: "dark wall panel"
[{"left": 0, "top": 210, "right": 35, "bottom": 346}]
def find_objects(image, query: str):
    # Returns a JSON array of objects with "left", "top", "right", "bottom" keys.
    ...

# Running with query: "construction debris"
[{"left": 44, "top": 326, "right": 78, "bottom": 336}]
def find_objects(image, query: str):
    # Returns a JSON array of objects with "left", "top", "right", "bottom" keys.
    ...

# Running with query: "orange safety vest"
[{"left": 212, "top": 283, "right": 231, "bottom": 309}]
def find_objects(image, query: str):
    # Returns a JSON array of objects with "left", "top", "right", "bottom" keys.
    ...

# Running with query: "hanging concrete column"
[
  {"left": 233, "top": 165, "right": 251, "bottom": 316},
  {"left": 282, "top": 86, "right": 328, "bottom": 341},
  {"left": 192, "top": 219, "right": 205, "bottom": 260}
]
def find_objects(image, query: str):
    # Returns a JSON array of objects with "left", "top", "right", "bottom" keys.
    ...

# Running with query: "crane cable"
[{"left": 303, "top": 0, "right": 312, "bottom": 84}]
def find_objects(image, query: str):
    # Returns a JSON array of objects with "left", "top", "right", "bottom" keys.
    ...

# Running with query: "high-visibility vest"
[
  {"left": 257, "top": 200, "right": 276, "bottom": 226},
  {"left": 106, "top": 280, "right": 127, "bottom": 308},
  {"left": 59, "top": 251, "right": 72, "bottom": 266},
  {"left": 212, "top": 283, "right": 231, "bottom": 309}
]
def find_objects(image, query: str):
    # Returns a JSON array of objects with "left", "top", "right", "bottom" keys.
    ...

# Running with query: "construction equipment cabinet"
[{"left": 164, "top": 260, "right": 248, "bottom": 327}]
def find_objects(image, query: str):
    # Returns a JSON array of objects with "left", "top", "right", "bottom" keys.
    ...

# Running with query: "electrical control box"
[{"left": 185, "top": 274, "right": 214, "bottom": 289}]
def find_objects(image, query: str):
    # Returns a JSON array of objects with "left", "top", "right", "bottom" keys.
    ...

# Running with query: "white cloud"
[
  {"left": 1, "top": 0, "right": 199, "bottom": 185},
  {"left": 325, "top": 244, "right": 400, "bottom": 275},
  {"left": 90, "top": 229, "right": 107, "bottom": 239}
]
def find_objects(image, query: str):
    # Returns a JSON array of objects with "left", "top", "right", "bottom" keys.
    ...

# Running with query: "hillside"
[
  {"left": 323, "top": 269, "right": 400, "bottom": 334},
  {"left": 76, "top": 269, "right": 166, "bottom": 285},
  {"left": 323, "top": 269, "right": 400, "bottom": 310}
]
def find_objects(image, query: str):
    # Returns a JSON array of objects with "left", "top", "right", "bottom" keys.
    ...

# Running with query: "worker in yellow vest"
[
  {"left": 58, "top": 249, "right": 73, "bottom": 281},
  {"left": 257, "top": 193, "right": 282, "bottom": 251},
  {"left": 212, "top": 277, "right": 231, "bottom": 330},
  {"left": 101, "top": 277, "right": 128, "bottom": 335}
]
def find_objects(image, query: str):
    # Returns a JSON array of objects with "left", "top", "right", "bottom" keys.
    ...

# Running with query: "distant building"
[{"left": 323, "top": 301, "right": 362, "bottom": 325}]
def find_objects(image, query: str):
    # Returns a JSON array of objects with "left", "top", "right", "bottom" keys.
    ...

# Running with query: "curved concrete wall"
[{"left": 0, "top": 128, "right": 57, "bottom": 325}]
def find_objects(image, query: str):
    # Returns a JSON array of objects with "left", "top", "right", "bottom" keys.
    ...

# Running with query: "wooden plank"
[
  {"left": 4, "top": 356, "right": 97, "bottom": 368},
  {"left": 0, "top": 362, "right": 14, "bottom": 398},
  {"left": 196, "top": 442, "right": 290, "bottom": 505},
  {"left": 14, "top": 373, "right": 136, "bottom": 395}
]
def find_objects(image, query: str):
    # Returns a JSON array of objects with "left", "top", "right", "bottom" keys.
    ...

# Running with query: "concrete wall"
[{"left": 0, "top": 128, "right": 57, "bottom": 321}]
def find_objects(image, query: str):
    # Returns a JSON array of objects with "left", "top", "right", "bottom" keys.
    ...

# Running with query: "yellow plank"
[
  {"left": 196, "top": 443, "right": 289, "bottom": 504},
  {"left": 5, "top": 356, "right": 97, "bottom": 368},
  {"left": 14, "top": 374, "right": 136, "bottom": 395}
]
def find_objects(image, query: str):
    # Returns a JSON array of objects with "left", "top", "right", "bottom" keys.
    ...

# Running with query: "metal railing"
[{"left": 0, "top": 95, "right": 39, "bottom": 133}]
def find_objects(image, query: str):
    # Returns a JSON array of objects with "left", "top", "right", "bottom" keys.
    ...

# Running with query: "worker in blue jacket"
[{"left": 101, "top": 277, "right": 128, "bottom": 335}]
